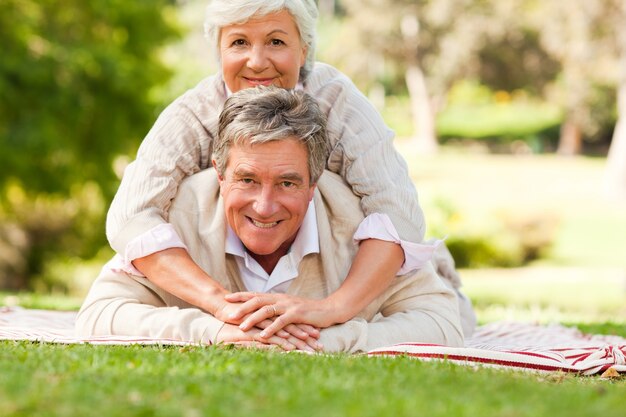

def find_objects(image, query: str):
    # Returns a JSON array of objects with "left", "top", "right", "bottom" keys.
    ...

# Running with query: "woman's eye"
[
  {"left": 270, "top": 39, "right": 285, "bottom": 46},
  {"left": 231, "top": 39, "right": 247, "bottom": 47}
]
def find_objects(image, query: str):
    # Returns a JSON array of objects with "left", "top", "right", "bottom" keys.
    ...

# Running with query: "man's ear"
[
  {"left": 213, "top": 160, "right": 225, "bottom": 195},
  {"left": 212, "top": 160, "right": 224, "bottom": 182},
  {"left": 308, "top": 183, "right": 316, "bottom": 201}
]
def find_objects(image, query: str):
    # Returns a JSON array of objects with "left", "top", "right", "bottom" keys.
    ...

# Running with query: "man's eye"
[
  {"left": 281, "top": 181, "right": 295, "bottom": 188},
  {"left": 240, "top": 178, "right": 254, "bottom": 184}
]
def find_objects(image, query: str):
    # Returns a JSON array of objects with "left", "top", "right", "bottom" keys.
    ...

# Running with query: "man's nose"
[
  {"left": 246, "top": 45, "right": 269, "bottom": 72},
  {"left": 252, "top": 186, "right": 278, "bottom": 217}
]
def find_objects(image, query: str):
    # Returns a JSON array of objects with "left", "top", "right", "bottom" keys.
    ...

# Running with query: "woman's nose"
[{"left": 246, "top": 45, "right": 269, "bottom": 72}]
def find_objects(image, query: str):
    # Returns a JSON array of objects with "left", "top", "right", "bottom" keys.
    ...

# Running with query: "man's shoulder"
[{"left": 170, "top": 169, "right": 221, "bottom": 213}]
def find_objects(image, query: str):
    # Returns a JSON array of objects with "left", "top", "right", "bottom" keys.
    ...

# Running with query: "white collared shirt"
[{"left": 224, "top": 200, "right": 319, "bottom": 293}]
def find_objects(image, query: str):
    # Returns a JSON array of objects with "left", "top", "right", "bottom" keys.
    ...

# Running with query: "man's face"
[{"left": 216, "top": 138, "right": 315, "bottom": 262}]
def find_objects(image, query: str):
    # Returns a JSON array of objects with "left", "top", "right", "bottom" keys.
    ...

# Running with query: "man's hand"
[
  {"left": 224, "top": 292, "right": 343, "bottom": 339},
  {"left": 214, "top": 298, "right": 322, "bottom": 348},
  {"left": 215, "top": 323, "right": 321, "bottom": 352}
]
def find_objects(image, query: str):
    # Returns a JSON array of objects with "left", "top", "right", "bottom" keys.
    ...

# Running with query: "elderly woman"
[{"left": 106, "top": 0, "right": 475, "bottom": 341}]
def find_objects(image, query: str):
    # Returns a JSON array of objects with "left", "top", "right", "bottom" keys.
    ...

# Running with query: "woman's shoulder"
[
  {"left": 155, "top": 72, "right": 226, "bottom": 133},
  {"left": 305, "top": 62, "right": 356, "bottom": 92},
  {"left": 175, "top": 72, "right": 227, "bottom": 110}
]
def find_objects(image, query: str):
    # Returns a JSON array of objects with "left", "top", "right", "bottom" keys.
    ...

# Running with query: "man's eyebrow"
[
  {"left": 278, "top": 172, "right": 304, "bottom": 182},
  {"left": 232, "top": 168, "right": 256, "bottom": 178}
]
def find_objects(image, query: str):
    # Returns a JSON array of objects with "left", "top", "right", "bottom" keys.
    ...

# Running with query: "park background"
[
  {"left": 1, "top": 0, "right": 625, "bottom": 324},
  {"left": 2, "top": 1, "right": 626, "bottom": 416}
]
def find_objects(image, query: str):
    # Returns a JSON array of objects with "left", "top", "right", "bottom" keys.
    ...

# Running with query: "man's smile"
[{"left": 248, "top": 216, "right": 280, "bottom": 228}]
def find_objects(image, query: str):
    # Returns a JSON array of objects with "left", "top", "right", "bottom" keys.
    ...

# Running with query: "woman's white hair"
[{"left": 204, "top": 0, "right": 318, "bottom": 81}]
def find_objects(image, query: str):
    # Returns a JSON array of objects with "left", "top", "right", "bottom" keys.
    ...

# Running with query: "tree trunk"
[
  {"left": 318, "top": 0, "right": 336, "bottom": 17},
  {"left": 405, "top": 64, "right": 438, "bottom": 154},
  {"left": 557, "top": 118, "right": 583, "bottom": 156},
  {"left": 604, "top": 81, "right": 626, "bottom": 200}
]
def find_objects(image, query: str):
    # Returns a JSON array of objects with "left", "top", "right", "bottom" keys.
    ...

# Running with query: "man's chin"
[{"left": 242, "top": 239, "right": 283, "bottom": 257}]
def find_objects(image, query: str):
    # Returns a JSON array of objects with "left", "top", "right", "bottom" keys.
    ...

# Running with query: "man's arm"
[
  {"left": 317, "top": 264, "right": 464, "bottom": 353},
  {"left": 76, "top": 267, "right": 319, "bottom": 351},
  {"left": 76, "top": 268, "right": 225, "bottom": 344}
]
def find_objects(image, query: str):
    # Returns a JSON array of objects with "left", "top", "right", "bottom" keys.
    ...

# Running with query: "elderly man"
[{"left": 76, "top": 87, "right": 464, "bottom": 352}]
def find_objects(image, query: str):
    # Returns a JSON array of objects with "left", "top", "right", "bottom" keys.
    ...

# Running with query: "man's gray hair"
[
  {"left": 214, "top": 86, "right": 328, "bottom": 184},
  {"left": 204, "top": 0, "right": 318, "bottom": 82}
]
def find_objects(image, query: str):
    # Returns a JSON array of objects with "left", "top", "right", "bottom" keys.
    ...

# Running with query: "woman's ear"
[{"left": 300, "top": 45, "right": 307, "bottom": 68}]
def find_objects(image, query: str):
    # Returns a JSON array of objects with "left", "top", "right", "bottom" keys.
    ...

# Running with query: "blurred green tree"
[
  {"left": 0, "top": 0, "right": 180, "bottom": 290},
  {"left": 596, "top": 0, "right": 626, "bottom": 199},
  {"left": 528, "top": 0, "right": 619, "bottom": 155},
  {"left": 338, "top": 0, "right": 523, "bottom": 154},
  {"left": 0, "top": 0, "right": 180, "bottom": 198}
]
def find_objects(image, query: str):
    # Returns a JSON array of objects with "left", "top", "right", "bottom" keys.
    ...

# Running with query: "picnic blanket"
[{"left": 1, "top": 306, "right": 624, "bottom": 376}]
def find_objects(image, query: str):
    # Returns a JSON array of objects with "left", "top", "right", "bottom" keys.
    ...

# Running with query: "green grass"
[
  {"left": 1, "top": 341, "right": 624, "bottom": 417},
  {"left": 1, "top": 284, "right": 624, "bottom": 417}
]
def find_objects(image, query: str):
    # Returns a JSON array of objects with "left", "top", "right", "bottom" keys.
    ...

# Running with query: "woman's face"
[{"left": 219, "top": 10, "right": 307, "bottom": 93}]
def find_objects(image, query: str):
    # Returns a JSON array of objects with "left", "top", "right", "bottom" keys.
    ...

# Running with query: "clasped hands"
[{"left": 213, "top": 292, "right": 346, "bottom": 352}]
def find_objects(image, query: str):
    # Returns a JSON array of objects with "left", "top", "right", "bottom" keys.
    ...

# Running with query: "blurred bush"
[
  {"left": 426, "top": 198, "right": 559, "bottom": 268},
  {"left": 0, "top": 181, "right": 107, "bottom": 292},
  {"left": 435, "top": 81, "right": 562, "bottom": 153},
  {"left": 0, "top": 0, "right": 181, "bottom": 291},
  {"left": 0, "top": 0, "right": 181, "bottom": 200}
]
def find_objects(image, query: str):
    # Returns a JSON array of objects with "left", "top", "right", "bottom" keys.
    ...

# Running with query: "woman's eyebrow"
[{"left": 267, "top": 29, "right": 289, "bottom": 37}]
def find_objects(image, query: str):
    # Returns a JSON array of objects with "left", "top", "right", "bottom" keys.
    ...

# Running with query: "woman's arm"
[
  {"left": 105, "top": 76, "right": 233, "bottom": 316},
  {"left": 131, "top": 248, "right": 229, "bottom": 315},
  {"left": 106, "top": 79, "right": 221, "bottom": 254},
  {"left": 310, "top": 63, "right": 426, "bottom": 242}
]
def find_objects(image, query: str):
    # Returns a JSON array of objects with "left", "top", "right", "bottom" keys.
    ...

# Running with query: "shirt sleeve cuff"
[
  {"left": 353, "top": 213, "right": 442, "bottom": 275},
  {"left": 113, "top": 224, "right": 188, "bottom": 277}
]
